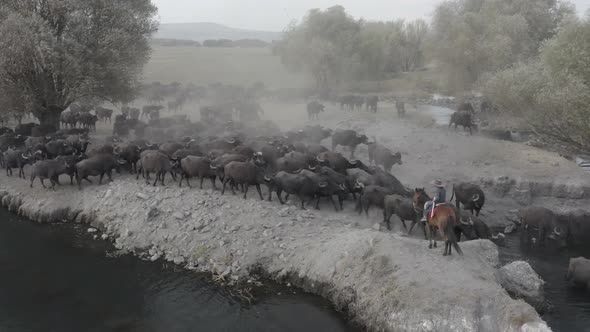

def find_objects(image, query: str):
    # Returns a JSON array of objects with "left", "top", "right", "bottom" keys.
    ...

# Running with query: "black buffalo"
[
  {"left": 450, "top": 182, "right": 485, "bottom": 216},
  {"left": 331, "top": 129, "right": 368, "bottom": 158},
  {"left": 368, "top": 143, "right": 402, "bottom": 172},
  {"left": 307, "top": 101, "right": 325, "bottom": 120},
  {"left": 76, "top": 154, "right": 125, "bottom": 189},
  {"left": 449, "top": 111, "right": 476, "bottom": 135}
]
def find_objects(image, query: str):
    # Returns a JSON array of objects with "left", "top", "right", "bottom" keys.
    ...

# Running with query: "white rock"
[
  {"left": 498, "top": 261, "right": 545, "bottom": 310},
  {"left": 173, "top": 256, "right": 185, "bottom": 264},
  {"left": 101, "top": 234, "right": 108, "bottom": 240},
  {"left": 87, "top": 228, "right": 98, "bottom": 233},
  {"left": 136, "top": 193, "right": 149, "bottom": 200},
  {"left": 150, "top": 254, "right": 161, "bottom": 261},
  {"left": 173, "top": 212, "right": 184, "bottom": 220}
]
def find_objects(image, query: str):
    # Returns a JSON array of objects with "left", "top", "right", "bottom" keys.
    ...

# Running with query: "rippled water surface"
[
  {"left": 500, "top": 234, "right": 590, "bottom": 332},
  {"left": 0, "top": 210, "right": 356, "bottom": 332}
]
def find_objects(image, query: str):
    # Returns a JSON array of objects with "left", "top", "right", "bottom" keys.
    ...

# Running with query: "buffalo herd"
[{"left": 0, "top": 89, "right": 587, "bottom": 261}]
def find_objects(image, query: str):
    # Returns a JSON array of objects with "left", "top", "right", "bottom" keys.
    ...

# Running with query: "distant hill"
[{"left": 155, "top": 22, "right": 281, "bottom": 43}]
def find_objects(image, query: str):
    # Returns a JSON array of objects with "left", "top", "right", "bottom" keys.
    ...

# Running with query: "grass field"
[{"left": 143, "top": 46, "right": 310, "bottom": 88}]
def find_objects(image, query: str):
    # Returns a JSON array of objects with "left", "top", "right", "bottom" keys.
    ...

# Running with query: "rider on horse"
[{"left": 420, "top": 179, "right": 447, "bottom": 222}]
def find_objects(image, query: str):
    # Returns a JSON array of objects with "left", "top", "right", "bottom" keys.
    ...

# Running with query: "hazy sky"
[{"left": 153, "top": 0, "right": 590, "bottom": 31}]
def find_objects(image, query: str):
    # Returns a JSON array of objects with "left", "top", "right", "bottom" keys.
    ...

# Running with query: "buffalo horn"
[
  {"left": 21, "top": 153, "right": 29, "bottom": 160},
  {"left": 307, "top": 165, "right": 316, "bottom": 171},
  {"left": 349, "top": 160, "right": 358, "bottom": 165},
  {"left": 318, "top": 182, "right": 327, "bottom": 188},
  {"left": 553, "top": 227, "right": 562, "bottom": 236},
  {"left": 225, "top": 138, "right": 236, "bottom": 144},
  {"left": 209, "top": 165, "right": 218, "bottom": 170},
  {"left": 264, "top": 176, "right": 271, "bottom": 181},
  {"left": 472, "top": 194, "right": 480, "bottom": 202},
  {"left": 339, "top": 183, "right": 346, "bottom": 190},
  {"left": 316, "top": 156, "right": 325, "bottom": 163}
]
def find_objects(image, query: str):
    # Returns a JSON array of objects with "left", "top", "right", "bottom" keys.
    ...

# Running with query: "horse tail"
[
  {"left": 446, "top": 214, "right": 463, "bottom": 256},
  {"left": 450, "top": 184, "right": 455, "bottom": 203}
]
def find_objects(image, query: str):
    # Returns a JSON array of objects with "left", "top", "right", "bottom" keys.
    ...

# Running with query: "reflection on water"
[
  {"left": 500, "top": 234, "right": 590, "bottom": 332},
  {"left": 0, "top": 210, "right": 356, "bottom": 332}
]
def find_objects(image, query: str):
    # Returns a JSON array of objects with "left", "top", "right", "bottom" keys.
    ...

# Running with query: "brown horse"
[{"left": 412, "top": 188, "right": 463, "bottom": 256}]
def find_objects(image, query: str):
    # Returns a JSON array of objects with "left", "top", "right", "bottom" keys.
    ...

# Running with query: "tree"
[
  {"left": 431, "top": 0, "right": 574, "bottom": 92},
  {"left": 274, "top": 6, "right": 429, "bottom": 91},
  {"left": 274, "top": 6, "right": 361, "bottom": 91},
  {"left": 480, "top": 15, "right": 590, "bottom": 149},
  {"left": 0, "top": 0, "right": 158, "bottom": 130}
]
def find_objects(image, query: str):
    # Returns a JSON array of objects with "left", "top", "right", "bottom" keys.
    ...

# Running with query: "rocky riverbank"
[{"left": 0, "top": 175, "right": 550, "bottom": 332}]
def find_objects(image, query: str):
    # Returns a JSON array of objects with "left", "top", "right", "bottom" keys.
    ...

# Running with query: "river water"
[
  {"left": 500, "top": 234, "right": 590, "bottom": 332},
  {"left": 0, "top": 210, "right": 356, "bottom": 332}
]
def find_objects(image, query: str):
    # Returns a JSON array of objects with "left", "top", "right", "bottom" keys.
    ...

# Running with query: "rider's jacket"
[{"left": 433, "top": 187, "right": 446, "bottom": 203}]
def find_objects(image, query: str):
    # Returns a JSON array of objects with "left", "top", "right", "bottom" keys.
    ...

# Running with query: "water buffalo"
[
  {"left": 142, "top": 105, "right": 163, "bottom": 120},
  {"left": 365, "top": 96, "right": 378, "bottom": 113},
  {"left": 209, "top": 154, "right": 249, "bottom": 183},
  {"left": 450, "top": 183, "right": 485, "bottom": 216},
  {"left": 449, "top": 111, "right": 476, "bottom": 135},
  {"left": 307, "top": 143, "right": 329, "bottom": 156},
  {"left": 296, "top": 169, "right": 345, "bottom": 211},
  {"left": 369, "top": 167, "right": 412, "bottom": 197},
  {"left": 339, "top": 95, "right": 355, "bottom": 110},
  {"left": 114, "top": 144, "right": 142, "bottom": 173},
  {"left": 76, "top": 154, "right": 125, "bottom": 189},
  {"left": 3, "top": 149, "right": 33, "bottom": 178},
  {"left": 331, "top": 129, "right": 368, "bottom": 158},
  {"left": 0, "top": 133, "right": 26, "bottom": 151},
  {"left": 86, "top": 144, "right": 114, "bottom": 158},
  {"left": 357, "top": 185, "right": 395, "bottom": 216},
  {"left": 221, "top": 161, "right": 265, "bottom": 200},
  {"left": 179, "top": 156, "right": 217, "bottom": 189},
  {"left": 159, "top": 142, "right": 184, "bottom": 157},
  {"left": 383, "top": 194, "right": 419, "bottom": 232},
  {"left": 56, "top": 154, "right": 84, "bottom": 185},
  {"left": 78, "top": 112, "right": 98, "bottom": 131},
  {"left": 395, "top": 101, "right": 405, "bottom": 117},
  {"left": 518, "top": 206, "right": 568, "bottom": 247},
  {"left": 276, "top": 155, "right": 311, "bottom": 173},
  {"left": 316, "top": 151, "right": 370, "bottom": 175},
  {"left": 563, "top": 209, "right": 590, "bottom": 246},
  {"left": 307, "top": 101, "right": 325, "bottom": 120},
  {"left": 96, "top": 107, "right": 113, "bottom": 123},
  {"left": 264, "top": 171, "right": 319, "bottom": 209},
  {"left": 45, "top": 139, "right": 74, "bottom": 158},
  {"left": 457, "top": 213, "right": 505, "bottom": 246},
  {"left": 368, "top": 143, "right": 402, "bottom": 172},
  {"left": 137, "top": 150, "right": 178, "bottom": 186},
  {"left": 172, "top": 148, "right": 204, "bottom": 160},
  {"left": 566, "top": 257, "right": 590, "bottom": 291},
  {"left": 232, "top": 145, "right": 255, "bottom": 158},
  {"left": 30, "top": 159, "right": 71, "bottom": 189},
  {"left": 346, "top": 168, "right": 374, "bottom": 198}
]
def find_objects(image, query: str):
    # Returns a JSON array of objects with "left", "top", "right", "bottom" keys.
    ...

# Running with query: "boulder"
[{"left": 498, "top": 261, "right": 545, "bottom": 311}]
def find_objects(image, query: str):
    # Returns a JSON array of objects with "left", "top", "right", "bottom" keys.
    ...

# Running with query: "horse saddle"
[{"left": 430, "top": 203, "right": 448, "bottom": 218}]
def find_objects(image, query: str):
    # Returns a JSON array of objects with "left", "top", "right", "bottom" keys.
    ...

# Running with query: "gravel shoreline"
[{"left": 0, "top": 174, "right": 550, "bottom": 331}]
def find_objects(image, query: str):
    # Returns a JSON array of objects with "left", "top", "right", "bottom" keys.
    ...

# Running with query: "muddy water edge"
[{"left": 0, "top": 209, "right": 357, "bottom": 332}]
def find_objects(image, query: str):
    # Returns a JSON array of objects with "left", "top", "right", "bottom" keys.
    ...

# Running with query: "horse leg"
[{"left": 424, "top": 224, "right": 432, "bottom": 249}]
